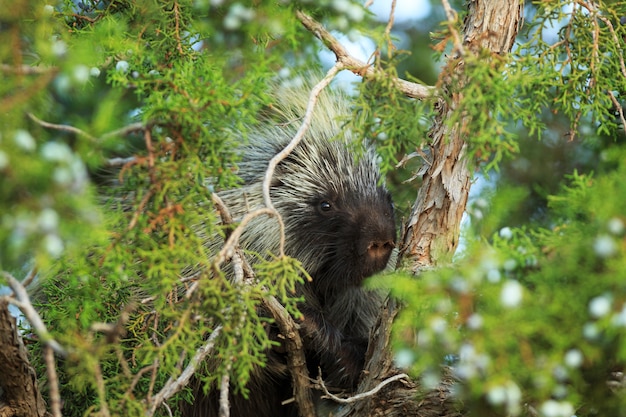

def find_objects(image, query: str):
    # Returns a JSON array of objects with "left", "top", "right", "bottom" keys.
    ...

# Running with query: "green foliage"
[
  {"left": 390, "top": 150, "right": 626, "bottom": 416},
  {"left": 514, "top": 1, "right": 626, "bottom": 141},
  {"left": 4, "top": 0, "right": 626, "bottom": 416},
  {"left": 383, "top": 4, "right": 626, "bottom": 415},
  {"left": 1, "top": 0, "right": 377, "bottom": 416},
  {"left": 435, "top": 1, "right": 626, "bottom": 176}
]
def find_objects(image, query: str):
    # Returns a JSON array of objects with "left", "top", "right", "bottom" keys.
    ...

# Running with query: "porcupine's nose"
[{"left": 367, "top": 239, "right": 395, "bottom": 269}]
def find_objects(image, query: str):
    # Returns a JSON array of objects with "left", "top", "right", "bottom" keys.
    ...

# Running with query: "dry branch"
[
  {"left": 2, "top": 272, "right": 66, "bottom": 357},
  {"left": 146, "top": 326, "right": 223, "bottom": 416},
  {"left": 295, "top": 10, "right": 436, "bottom": 100},
  {"left": 210, "top": 193, "right": 316, "bottom": 417},
  {"left": 28, "top": 112, "right": 147, "bottom": 143}
]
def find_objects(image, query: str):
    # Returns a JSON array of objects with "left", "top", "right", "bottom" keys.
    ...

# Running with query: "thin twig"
[
  {"left": 218, "top": 368, "right": 231, "bottom": 417},
  {"left": 148, "top": 357, "right": 160, "bottom": 401},
  {"left": 295, "top": 10, "right": 436, "bottom": 99},
  {"left": 262, "top": 63, "right": 342, "bottom": 213},
  {"left": 93, "top": 360, "right": 112, "bottom": 417},
  {"left": 210, "top": 194, "right": 256, "bottom": 281},
  {"left": 107, "top": 156, "right": 137, "bottom": 167},
  {"left": 27, "top": 112, "right": 97, "bottom": 142},
  {"left": 44, "top": 346, "right": 63, "bottom": 417},
  {"left": 2, "top": 271, "right": 67, "bottom": 356},
  {"left": 162, "top": 402, "right": 174, "bottom": 417},
  {"left": 29, "top": 112, "right": 147, "bottom": 143},
  {"left": 441, "top": 0, "right": 465, "bottom": 57},
  {"left": 172, "top": 1, "right": 186, "bottom": 55},
  {"left": 318, "top": 373, "right": 409, "bottom": 404},
  {"left": 101, "top": 122, "right": 147, "bottom": 139},
  {"left": 213, "top": 207, "right": 283, "bottom": 273},
  {"left": 123, "top": 363, "right": 158, "bottom": 404},
  {"left": 608, "top": 90, "right": 626, "bottom": 133},
  {"left": 384, "top": 0, "right": 397, "bottom": 59},
  {"left": 1, "top": 63, "right": 58, "bottom": 74},
  {"left": 251, "top": 65, "right": 343, "bottom": 263},
  {"left": 210, "top": 195, "right": 314, "bottom": 415},
  {"left": 128, "top": 189, "right": 154, "bottom": 230},
  {"left": 21, "top": 267, "right": 38, "bottom": 288},
  {"left": 146, "top": 325, "right": 223, "bottom": 416}
]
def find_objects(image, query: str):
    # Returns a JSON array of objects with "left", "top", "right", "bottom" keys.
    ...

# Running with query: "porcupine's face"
[
  {"left": 308, "top": 186, "right": 396, "bottom": 291},
  {"left": 274, "top": 141, "right": 396, "bottom": 298}
]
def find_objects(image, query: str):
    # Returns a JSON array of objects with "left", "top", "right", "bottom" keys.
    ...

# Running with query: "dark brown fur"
[{"left": 182, "top": 84, "right": 396, "bottom": 417}]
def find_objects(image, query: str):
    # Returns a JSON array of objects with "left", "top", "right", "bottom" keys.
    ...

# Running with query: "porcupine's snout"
[
  {"left": 354, "top": 195, "right": 396, "bottom": 278},
  {"left": 366, "top": 237, "right": 395, "bottom": 268}
]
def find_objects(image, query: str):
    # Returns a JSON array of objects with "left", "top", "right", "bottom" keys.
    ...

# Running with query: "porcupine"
[{"left": 185, "top": 79, "right": 397, "bottom": 417}]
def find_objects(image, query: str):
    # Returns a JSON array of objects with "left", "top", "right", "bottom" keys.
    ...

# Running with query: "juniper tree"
[{"left": 1, "top": 1, "right": 625, "bottom": 417}]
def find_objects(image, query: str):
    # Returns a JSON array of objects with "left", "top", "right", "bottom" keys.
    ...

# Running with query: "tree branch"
[
  {"left": 295, "top": 10, "right": 436, "bottom": 100},
  {"left": 218, "top": 371, "right": 231, "bottom": 417},
  {"left": 262, "top": 63, "right": 343, "bottom": 213},
  {"left": 28, "top": 112, "right": 147, "bottom": 144},
  {"left": 146, "top": 326, "right": 223, "bottom": 416},
  {"left": 27, "top": 112, "right": 97, "bottom": 142},
  {"left": 210, "top": 193, "right": 316, "bottom": 417},
  {"left": 261, "top": 296, "right": 316, "bottom": 417},
  {"left": 43, "top": 346, "right": 62, "bottom": 417},
  {"left": 2, "top": 271, "right": 67, "bottom": 357},
  {"left": 317, "top": 373, "right": 409, "bottom": 404}
]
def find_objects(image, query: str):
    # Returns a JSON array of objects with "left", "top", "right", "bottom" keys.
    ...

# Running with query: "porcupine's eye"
[{"left": 319, "top": 200, "right": 332, "bottom": 212}]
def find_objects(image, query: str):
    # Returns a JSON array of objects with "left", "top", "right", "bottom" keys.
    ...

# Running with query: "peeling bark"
[
  {"left": 0, "top": 299, "right": 48, "bottom": 417},
  {"left": 400, "top": 0, "right": 524, "bottom": 270}
]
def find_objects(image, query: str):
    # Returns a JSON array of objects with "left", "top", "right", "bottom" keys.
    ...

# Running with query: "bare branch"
[
  {"left": 146, "top": 325, "right": 223, "bottom": 416},
  {"left": 210, "top": 194, "right": 315, "bottom": 417},
  {"left": 28, "top": 112, "right": 147, "bottom": 144},
  {"left": 262, "top": 63, "right": 342, "bottom": 212},
  {"left": 441, "top": 0, "right": 465, "bottom": 57},
  {"left": 384, "top": 0, "right": 397, "bottom": 59},
  {"left": 101, "top": 122, "right": 147, "bottom": 140},
  {"left": 202, "top": 66, "right": 343, "bottom": 293},
  {"left": 219, "top": 371, "right": 231, "bottom": 417},
  {"left": 258, "top": 68, "right": 344, "bottom": 416},
  {"left": 107, "top": 156, "right": 137, "bottom": 167},
  {"left": 27, "top": 112, "right": 97, "bottom": 142},
  {"left": 2, "top": 271, "right": 67, "bottom": 357},
  {"left": 209, "top": 207, "right": 284, "bottom": 278},
  {"left": 22, "top": 267, "right": 38, "bottom": 288},
  {"left": 317, "top": 372, "right": 409, "bottom": 404},
  {"left": 44, "top": 345, "right": 63, "bottom": 417},
  {"left": 94, "top": 359, "right": 112, "bottom": 417},
  {"left": 0, "top": 63, "right": 58, "bottom": 75},
  {"left": 262, "top": 296, "right": 316, "bottom": 417},
  {"left": 295, "top": 10, "right": 436, "bottom": 100},
  {"left": 209, "top": 193, "right": 259, "bottom": 281}
]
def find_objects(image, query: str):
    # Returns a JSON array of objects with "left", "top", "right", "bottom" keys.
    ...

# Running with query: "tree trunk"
[
  {"left": 340, "top": 1, "right": 523, "bottom": 415},
  {"left": 0, "top": 299, "right": 48, "bottom": 417}
]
